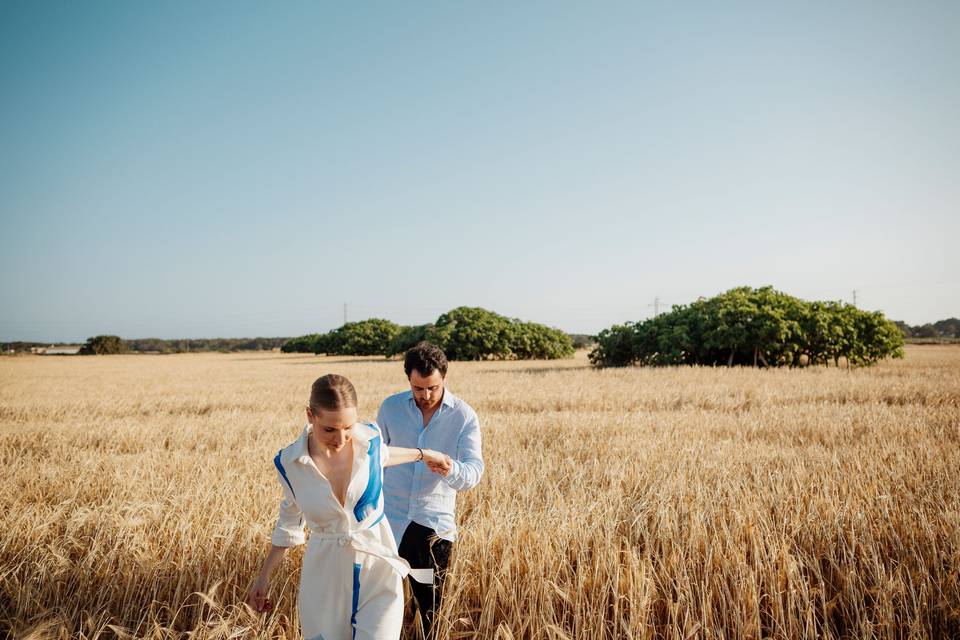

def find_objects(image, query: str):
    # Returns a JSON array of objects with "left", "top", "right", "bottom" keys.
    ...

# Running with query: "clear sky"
[{"left": 2, "top": 1, "right": 957, "bottom": 342}]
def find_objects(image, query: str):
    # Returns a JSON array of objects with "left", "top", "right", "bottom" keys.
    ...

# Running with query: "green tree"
[
  {"left": 589, "top": 323, "right": 639, "bottom": 367},
  {"left": 508, "top": 321, "right": 575, "bottom": 360},
  {"left": 282, "top": 334, "right": 324, "bottom": 353},
  {"left": 914, "top": 324, "right": 939, "bottom": 339},
  {"left": 387, "top": 324, "right": 443, "bottom": 357},
  {"left": 569, "top": 334, "right": 596, "bottom": 349},
  {"left": 79, "top": 335, "right": 128, "bottom": 355},
  {"left": 933, "top": 318, "right": 960, "bottom": 338},
  {"left": 591, "top": 287, "right": 904, "bottom": 368},
  {"left": 315, "top": 319, "right": 402, "bottom": 356},
  {"left": 433, "top": 307, "right": 513, "bottom": 360}
]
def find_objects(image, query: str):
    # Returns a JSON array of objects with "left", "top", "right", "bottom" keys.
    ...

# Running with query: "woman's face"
[{"left": 307, "top": 405, "right": 358, "bottom": 453}]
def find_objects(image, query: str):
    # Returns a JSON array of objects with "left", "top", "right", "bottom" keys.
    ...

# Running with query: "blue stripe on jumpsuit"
[
  {"left": 274, "top": 450, "right": 296, "bottom": 498},
  {"left": 351, "top": 562, "right": 361, "bottom": 639},
  {"left": 353, "top": 433, "right": 383, "bottom": 525}
]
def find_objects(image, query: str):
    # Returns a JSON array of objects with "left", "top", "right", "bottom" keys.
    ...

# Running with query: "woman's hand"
[
  {"left": 246, "top": 574, "right": 273, "bottom": 613},
  {"left": 422, "top": 449, "right": 453, "bottom": 476}
]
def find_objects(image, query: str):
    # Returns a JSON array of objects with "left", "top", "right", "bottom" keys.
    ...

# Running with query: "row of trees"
[
  {"left": 72, "top": 336, "right": 289, "bottom": 355},
  {"left": 125, "top": 337, "right": 288, "bottom": 353},
  {"left": 589, "top": 287, "right": 905, "bottom": 368},
  {"left": 282, "top": 307, "right": 575, "bottom": 360},
  {"left": 896, "top": 318, "right": 960, "bottom": 339}
]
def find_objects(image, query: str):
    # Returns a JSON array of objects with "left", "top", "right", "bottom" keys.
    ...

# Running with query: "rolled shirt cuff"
[
  {"left": 443, "top": 459, "right": 462, "bottom": 484},
  {"left": 270, "top": 527, "right": 306, "bottom": 548}
]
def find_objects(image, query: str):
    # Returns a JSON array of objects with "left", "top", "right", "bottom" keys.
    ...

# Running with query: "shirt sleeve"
[
  {"left": 442, "top": 410, "right": 484, "bottom": 491},
  {"left": 270, "top": 462, "right": 306, "bottom": 548},
  {"left": 371, "top": 421, "right": 389, "bottom": 466},
  {"left": 377, "top": 402, "right": 392, "bottom": 445}
]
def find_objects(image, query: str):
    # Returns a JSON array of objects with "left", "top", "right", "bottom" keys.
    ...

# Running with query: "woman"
[{"left": 247, "top": 374, "right": 451, "bottom": 640}]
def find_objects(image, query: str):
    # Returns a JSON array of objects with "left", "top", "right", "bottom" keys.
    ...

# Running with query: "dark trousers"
[{"left": 397, "top": 521, "right": 453, "bottom": 639}]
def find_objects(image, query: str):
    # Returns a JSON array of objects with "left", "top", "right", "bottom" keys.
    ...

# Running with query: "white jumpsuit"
[{"left": 271, "top": 422, "right": 409, "bottom": 640}]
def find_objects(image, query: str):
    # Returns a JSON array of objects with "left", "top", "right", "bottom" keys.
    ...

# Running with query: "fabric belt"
[{"left": 308, "top": 530, "right": 410, "bottom": 578}]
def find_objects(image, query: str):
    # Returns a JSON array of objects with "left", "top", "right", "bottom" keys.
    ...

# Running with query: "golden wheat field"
[{"left": 1, "top": 345, "right": 959, "bottom": 639}]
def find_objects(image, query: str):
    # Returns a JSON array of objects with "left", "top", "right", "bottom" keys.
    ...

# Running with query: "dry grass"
[{"left": 1, "top": 346, "right": 958, "bottom": 639}]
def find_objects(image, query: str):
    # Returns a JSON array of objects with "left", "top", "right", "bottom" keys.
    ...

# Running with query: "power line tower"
[
  {"left": 648, "top": 296, "right": 661, "bottom": 317},
  {"left": 343, "top": 303, "right": 348, "bottom": 325},
  {"left": 852, "top": 290, "right": 858, "bottom": 307}
]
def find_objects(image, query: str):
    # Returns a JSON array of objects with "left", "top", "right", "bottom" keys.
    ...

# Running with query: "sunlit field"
[{"left": 2, "top": 346, "right": 958, "bottom": 639}]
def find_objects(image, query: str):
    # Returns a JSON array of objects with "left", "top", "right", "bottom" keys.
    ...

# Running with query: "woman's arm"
[
  {"left": 385, "top": 446, "right": 451, "bottom": 472},
  {"left": 246, "top": 544, "right": 288, "bottom": 612}
]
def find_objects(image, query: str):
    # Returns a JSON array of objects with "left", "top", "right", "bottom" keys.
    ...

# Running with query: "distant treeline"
[
  {"left": 124, "top": 337, "right": 288, "bottom": 353},
  {"left": 2, "top": 337, "right": 288, "bottom": 354},
  {"left": 4, "top": 314, "right": 955, "bottom": 358},
  {"left": 896, "top": 318, "right": 960, "bottom": 340},
  {"left": 2, "top": 342, "right": 70, "bottom": 353}
]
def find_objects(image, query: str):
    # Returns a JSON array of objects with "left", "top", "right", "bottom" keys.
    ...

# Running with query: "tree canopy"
[
  {"left": 589, "top": 286, "right": 904, "bottom": 368},
  {"left": 284, "top": 307, "right": 574, "bottom": 360},
  {"left": 80, "top": 335, "right": 128, "bottom": 355},
  {"left": 311, "top": 319, "right": 403, "bottom": 356}
]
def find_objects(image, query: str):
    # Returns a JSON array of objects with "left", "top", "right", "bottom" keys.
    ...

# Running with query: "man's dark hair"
[{"left": 404, "top": 341, "right": 448, "bottom": 379}]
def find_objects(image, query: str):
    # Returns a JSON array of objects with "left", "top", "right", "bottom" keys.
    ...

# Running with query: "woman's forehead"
[{"left": 313, "top": 406, "right": 357, "bottom": 426}]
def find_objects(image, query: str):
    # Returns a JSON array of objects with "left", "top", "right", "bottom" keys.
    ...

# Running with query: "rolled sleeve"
[
  {"left": 270, "top": 474, "right": 306, "bottom": 547},
  {"left": 442, "top": 412, "right": 484, "bottom": 491}
]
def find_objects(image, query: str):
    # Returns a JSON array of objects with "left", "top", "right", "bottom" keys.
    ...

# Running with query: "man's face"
[{"left": 409, "top": 368, "right": 444, "bottom": 412}]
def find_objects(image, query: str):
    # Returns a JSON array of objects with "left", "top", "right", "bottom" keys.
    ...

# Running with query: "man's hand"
[{"left": 422, "top": 450, "right": 453, "bottom": 476}]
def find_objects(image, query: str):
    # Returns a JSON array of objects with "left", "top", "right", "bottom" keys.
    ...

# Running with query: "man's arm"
[{"left": 441, "top": 411, "right": 483, "bottom": 491}]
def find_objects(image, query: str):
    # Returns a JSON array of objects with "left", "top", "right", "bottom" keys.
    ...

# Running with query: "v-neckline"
[{"left": 307, "top": 437, "right": 356, "bottom": 509}]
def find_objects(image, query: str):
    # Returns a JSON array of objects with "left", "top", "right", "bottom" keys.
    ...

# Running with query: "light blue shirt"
[{"left": 378, "top": 388, "right": 484, "bottom": 543}]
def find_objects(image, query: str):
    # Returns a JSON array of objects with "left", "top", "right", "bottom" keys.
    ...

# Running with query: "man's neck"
[{"left": 418, "top": 396, "right": 442, "bottom": 427}]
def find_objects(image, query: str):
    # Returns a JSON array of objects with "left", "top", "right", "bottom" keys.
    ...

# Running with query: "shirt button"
[{"left": 338, "top": 537, "right": 348, "bottom": 546}]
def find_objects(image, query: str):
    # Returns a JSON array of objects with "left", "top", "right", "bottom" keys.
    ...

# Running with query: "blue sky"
[{"left": 2, "top": 1, "right": 957, "bottom": 341}]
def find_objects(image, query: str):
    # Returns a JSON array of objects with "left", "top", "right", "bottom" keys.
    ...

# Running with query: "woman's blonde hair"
[{"left": 309, "top": 374, "right": 357, "bottom": 412}]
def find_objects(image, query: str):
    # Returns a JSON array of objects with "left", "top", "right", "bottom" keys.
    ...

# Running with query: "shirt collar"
[{"left": 441, "top": 388, "right": 457, "bottom": 408}]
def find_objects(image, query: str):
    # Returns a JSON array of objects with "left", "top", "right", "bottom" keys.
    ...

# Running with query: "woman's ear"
[{"left": 306, "top": 406, "right": 314, "bottom": 422}]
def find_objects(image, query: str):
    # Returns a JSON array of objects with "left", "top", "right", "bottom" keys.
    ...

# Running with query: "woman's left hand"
[{"left": 422, "top": 449, "right": 453, "bottom": 476}]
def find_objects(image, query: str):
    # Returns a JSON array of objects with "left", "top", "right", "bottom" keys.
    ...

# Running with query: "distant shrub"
[
  {"left": 432, "top": 307, "right": 514, "bottom": 361},
  {"left": 509, "top": 321, "right": 574, "bottom": 360},
  {"left": 281, "top": 334, "right": 323, "bottom": 353},
  {"left": 590, "top": 286, "right": 904, "bottom": 368},
  {"left": 292, "top": 308, "right": 575, "bottom": 361},
  {"left": 569, "top": 334, "right": 596, "bottom": 349},
  {"left": 314, "top": 319, "right": 402, "bottom": 356},
  {"left": 80, "top": 335, "right": 128, "bottom": 355}
]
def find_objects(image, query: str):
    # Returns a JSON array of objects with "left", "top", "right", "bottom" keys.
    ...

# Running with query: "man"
[{"left": 377, "top": 341, "right": 484, "bottom": 638}]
